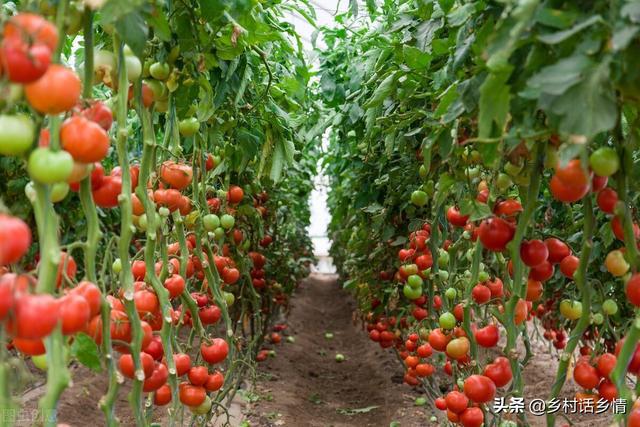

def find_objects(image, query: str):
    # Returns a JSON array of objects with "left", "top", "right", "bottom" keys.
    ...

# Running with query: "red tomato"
[
  {"left": 0, "top": 214, "right": 31, "bottom": 266},
  {"left": 154, "top": 384, "right": 172, "bottom": 406},
  {"left": 550, "top": 174, "right": 589, "bottom": 203},
  {"left": 529, "top": 260, "right": 554, "bottom": 282},
  {"left": 81, "top": 100, "right": 113, "bottom": 131},
  {"left": 478, "top": 217, "right": 515, "bottom": 252},
  {"left": 597, "top": 188, "right": 618, "bottom": 214},
  {"left": 486, "top": 278, "right": 503, "bottom": 298},
  {"left": 201, "top": 338, "right": 229, "bottom": 364},
  {"left": 188, "top": 366, "right": 209, "bottom": 386},
  {"left": 93, "top": 176, "right": 122, "bottom": 208},
  {"left": 13, "top": 337, "right": 46, "bottom": 355},
  {"left": 545, "top": 238, "right": 571, "bottom": 263},
  {"left": 474, "top": 324, "right": 499, "bottom": 348},
  {"left": 483, "top": 356, "right": 512, "bottom": 387},
  {"left": 143, "top": 363, "right": 169, "bottom": 392},
  {"left": 227, "top": 185, "right": 244, "bottom": 204},
  {"left": 10, "top": 294, "right": 58, "bottom": 339},
  {"left": 204, "top": 371, "right": 224, "bottom": 392},
  {"left": 59, "top": 294, "right": 91, "bottom": 335},
  {"left": 428, "top": 328, "right": 451, "bottom": 352},
  {"left": 460, "top": 407, "right": 484, "bottom": 427},
  {"left": 61, "top": 116, "right": 110, "bottom": 163},
  {"left": 626, "top": 274, "right": 640, "bottom": 307},
  {"left": 119, "top": 352, "right": 155, "bottom": 379},
  {"left": 596, "top": 353, "right": 617, "bottom": 379},
  {"left": 164, "top": 274, "right": 185, "bottom": 299},
  {"left": 471, "top": 284, "right": 491, "bottom": 304},
  {"left": 3, "top": 13, "right": 59, "bottom": 50},
  {"left": 179, "top": 383, "right": 206, "bottom": 406},
  {"left": 159, "top": 161, "right": 193, "bottom": 190},
  {"left": 70, "top": 281, "right": 102, "bottom": 317},
  {"left": 445, "top": 391, "right": 468, "bottom": 414},
  {"left": 25, "top": 64, "right": 81, "bottom": 114},
  {"left": 525, "top": 279, "right": 543, "bottom": 302},
  {"left": 573, "top": 361, "right": 600, "bottom": 389},
  {"left": 446, "top": 206, "right": 469, "bottom": 227},
  {"left": 463, "top": 374, "right": 496, "bottom": 403},
  {"left": 559, "top": 255, "right": 579, "bottom": 279},
  {"left": 520, "top": 239, "right": 548, "bottom": 267},
  {"left": 174, "top": 353, "right": 192, "bottom": 376},
  {"left": 0, "top": 38, "right": 51, "bottom": 83},
  {"left": 493, "top": 199, "right": 523, "bottom": 217}
]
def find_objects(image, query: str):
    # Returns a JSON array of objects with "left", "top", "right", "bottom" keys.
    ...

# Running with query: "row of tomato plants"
[
  {"left": 320, "top": 2, "right": 640, "bottom": 427},
  {"left": 0, "top": 0, "right": 316, "bottom": 425}
]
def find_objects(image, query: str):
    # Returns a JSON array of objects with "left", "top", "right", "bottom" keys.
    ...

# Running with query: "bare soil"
[{"left": 244, "top": 273, "right": 616, "bottom": 427}]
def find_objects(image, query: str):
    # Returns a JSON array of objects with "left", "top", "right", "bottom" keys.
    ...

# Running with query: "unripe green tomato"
[
  {"left": 0, "top": 84, "right": 23, "bottom": 108},
  {"left": 439, "top": 312, "right": 456, "bottom": 329},
  {"left": 496, "top": 173, "right": 512, "bottom": 191},
  {"left": 589, "top": 147, "right": 620, "bottom": 177},
  {"left": 415, "top": 397, "right": 427, "bottom": 406},
  {"left": 51, "top": 182, "right": 70, "bottom": 203},
  {"left": 203, "top": 214, "right": 221, "bottom": 232},
  {"left": 559, "top": 299, "right": 582, "bottom": 320},
  {"left": 419, "top": 327, "right": 430, "bottom": 341},
  {"left": 592, "top": 313, "right": 604, "bottom": 325},
  {"left": 465, "top": 166, "right": 480, "bottom": 179},
  {"left": 403, "top": 284, "right": 422, "bottom": 300},
  {"left": 430, "top": 416, "right": 438, "bottom": 423},
  {"left": 25, "top": 182, "right": 36, "bottom": 202},
  {"left": 424, "top": 180, "right": 435, "bottom": 196},
  {"left": 179, "top": 117, "right": 200, "bottom": 137},
  {"left": 241, "top": 239, "right": 250, "bottom": 251},
  {"left": 504, "top": 161, "right": 523, "bottom": 177},
  {"left": 220, "top": 214, "right": 235, "bottom": 230},
  {"left": 513, "top": 171, "right": 531, "bottom": 186},
  {"left": 445, "top": 287, "right": 457, "bottom": 300},
  {"left": 403, "top": 264, "right": 418, "bottom": 276},
  {"left": 146, "top": 79, "right": 168, "bottom": 101},
  {"left": 149, "top": 62, "right": 171, "bottom": 80},
  {"left": 113, "top": 258, "right": 122, "bottom": 274},
  {"left": 470, "top": 150, "right": 481, "bottom": 163},
  {"left": 214, "top": 227, "right": 225, "bottom": 240},
  {"left": 189, "top": 396, "right": 212, "bottom": 415},
  {"left": 478, "top": 262, "right": 486, "bottom": 271},
  {"left": 155, "top": 100, "right": 169, "bottom": 113},
  {"left": 438, "top": 270, "right": 449, "bottom": 281},
  {"left": 138, "top": 214, "right": 149, "bottom": 231},
  {"left": 335, "top": 353, "right": 345, "bottom": 362},
  {"left": 462, "top": 230, "right": 471, "bottom": 240},
  {"left": 463, "top": 270, "right": 472, "bottom": 280},
  {"left": 419, "top": 165, "right": 427, "bottom": 178},
  {"left": 223, "top": 291, "right": 235, "bottom": 307},
  {"left": 438, "top": 249, "right": 449, "bottom": 268},
  {"left": 407, "top": 274, "right": 423, "bottom": 289},
  {"left": 159, "top": 207, "right": 170, "bottom": 217},
  {"left": 0, "top": 114, "right": 35, "bottom": 156},
  {"left": 602, "top": 299, "right": 618, "bottom": 315},
  {"left": 32, "top": 354, "right": 48, "bottom": 370},
  {"left": 217, "top": 189, "right": 227, "bottom": 198},
  {"left": 124, "top": 55, "right": 142, "bottom": 82},
  {"left": 28, "top": 148, "right": 74, "bottom": 184},
  {"left": 478, "top": 271, "right": 490, "bottom": 283},
  {"left": 411, "top": 190, "right": 428, "bottom": 207}
]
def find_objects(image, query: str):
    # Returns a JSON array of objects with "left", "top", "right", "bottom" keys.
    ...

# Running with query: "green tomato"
[
  {"left": 439, "top": 312, "right": 456, "bottom": 329},
  {"left": 25, "top": 182, "right": 36, "bottom": 202},
  {"left": 149, "top": 62, "right": 171, "bottom": 80},
  {"left": 138, "top": 214, "right": 148, "bottom": 231},
  {"left": 125, "top": 55, "right": 142, "bottom": 82},
  {"left": 411, "top": 190, "right": 428, "bottom": 207},
  {"left": 335, "top": 353, "right": 345, "bottom": 363},
  {"left": 403, "top": 264, "right": 418, "bottom": 276},
  {"left": 203, "top": 214, "right": 220, "bottom": 232},
  {"left": 50, "top": 182, "right": 70, "bottom": 203},
  {"left": 589, "top": 147, "right": 620, "bottom": 177},
  {"left": 602, "top": 299, "right": 618, "bottom": 315},
  {"left": 438, "top": 249, "right": 449, "bottom": 268},
  {"left": 223, "top": 291, "right": 235, "bottom": 307},
  {"left": 179, "top": 117, "right": 200, "bottom": 137},
  {"left": 415, "top": 397, "right": 427, "bottom": 406},
  {"left": 214, "top": 227, "right": 225, "bottom": 240},
  {"left": 496, "top": 173, "right": 512, "bottom": 191},
  {"left": 403, "top": 284, "right": 422, "bottom": 300},
  {"left": 113, "top": 258, "right": 122, "bottom": 274},
  {"left": 438, "top": 270, "right": 449, "bottom": 281},
  {"left": 324, "top": 332, "right": 334, "bottom": 340},
  {"left": 0, "top": 114, "right": 35, "bottom": 156},
  {"left": 155, "top": 100, "right": 169, "bottom": 113},
  {"left": 559, "top": 299, "right": 582, "bottom": 320},
  {"left": 158, "top": 207, "right": 170, "bottom": 217},
  {"left": 478, "top": 271, "right": 490, "bottom": 283},
  {"left": 28, "top": 148, "right": 74, "bottom": 184},
  {"left": 190, "top": 396, "right": 212, "bottom": 415},
  {"left": 220, "top": 214, "right": 235, "bottom": 230},
  {"left": 504, "top": 161, "right": 523, "bottom": 177},
  {"left": 407, "top": 274, "right": 423, "bottom": 289},
  {"left": 465, "top": 166, "right": 480, "bottom": 179},
  {"left": 419, "top": 165, "right": 427, "bottom": 178},
  {"left": 592, "top": 313, "right": 604, "bottom": 325},
  {"left": 32, "top": 354, "right": 47, "bottom": 370},
  {"left": 445, "top": 287, "right": 457, "bottom": 300}
]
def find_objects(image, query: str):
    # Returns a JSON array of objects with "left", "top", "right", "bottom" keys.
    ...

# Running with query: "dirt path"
[{"left": 245, "top": 273, "right": 431, "bottom": 427}]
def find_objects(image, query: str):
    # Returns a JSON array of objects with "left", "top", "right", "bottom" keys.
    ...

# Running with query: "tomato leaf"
[
  {"left": 538, "top": 15, "right": 603, "bottom": 44},
  {"left": 114, "top": 12, "right": 149, "bottom": 59},
  {"left": 478, "top": 70, "right": 512, "bottom": 138},
  {"left": 71, "top": 333, "right": 102, "bottom": 373},
  {"left": 459, "top": 198, "right": 492, "bottom": 222}
]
